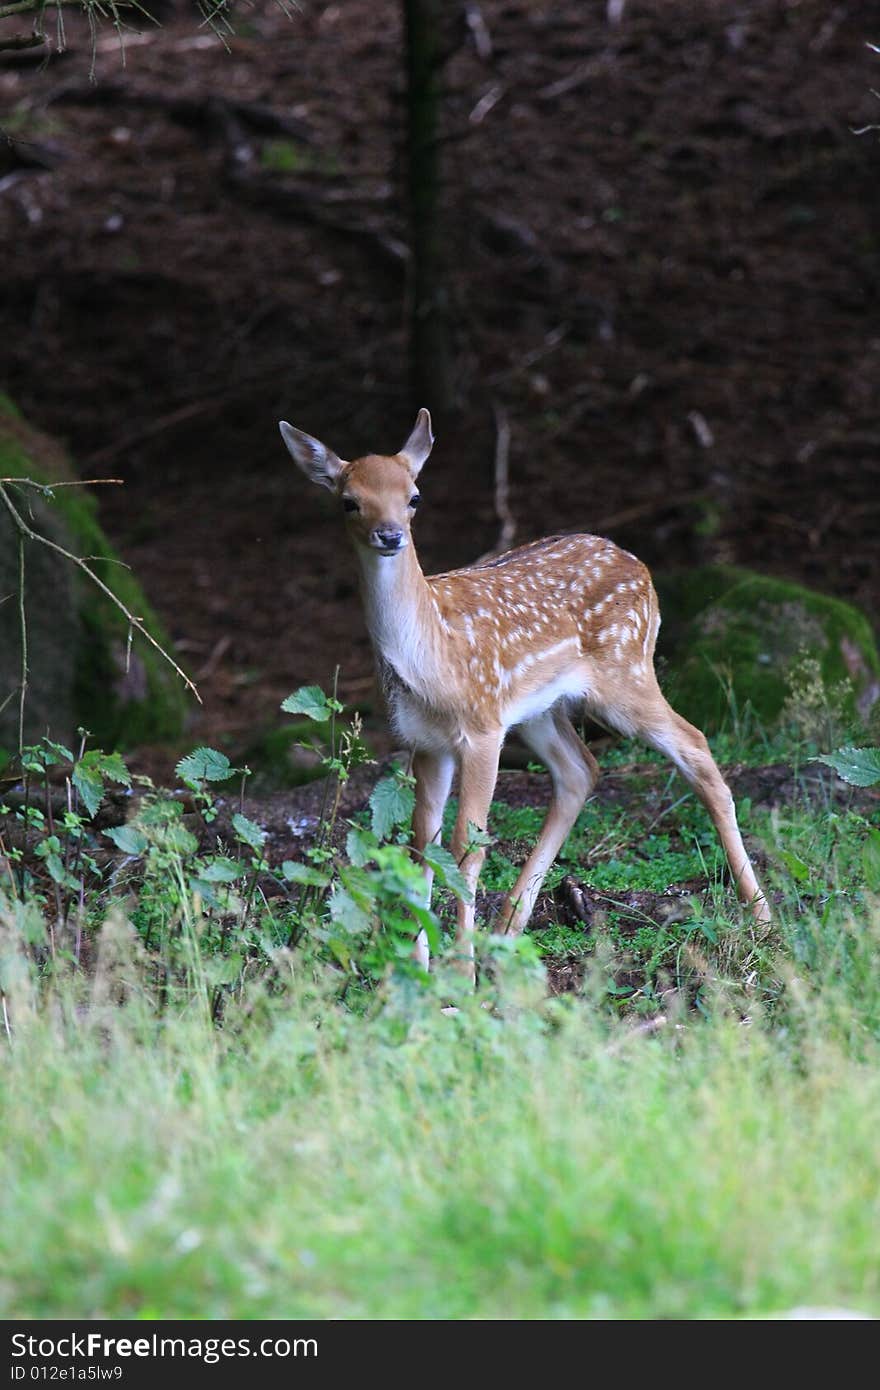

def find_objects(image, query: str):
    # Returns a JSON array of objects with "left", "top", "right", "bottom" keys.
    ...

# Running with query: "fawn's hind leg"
[
  {"left": 497, "top": 708, "right": 600, "bottom": 936},
  {"left": 624, "top": 684, "right": 771, "bottom": 924}
]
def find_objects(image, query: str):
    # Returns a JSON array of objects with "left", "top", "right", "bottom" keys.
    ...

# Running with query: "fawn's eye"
[
  {"left": 342, "top": 497, "right": 359, "bottom": 513},
  {"left": 409, "top": 494, "right": 421, "bottom": 509}
]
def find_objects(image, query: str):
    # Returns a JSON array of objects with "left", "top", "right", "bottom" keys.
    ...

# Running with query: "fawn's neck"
[{"left": 354, "top": 542, "right": 444, "bottom": 697}]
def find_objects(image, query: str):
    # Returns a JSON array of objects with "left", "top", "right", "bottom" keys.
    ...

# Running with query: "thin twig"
[
  {"left": 0, "top": 481, "right": 200, "bottom": 703},
  {"left": 0, "top": 0, "right": 85, "bottom": 16},
  {"left": 1, "top": 476, "right": 123, "bottom": 488},
  {"left": 475, "top": 401, "right": 516, "bottom": 562},
  {"left": 464, "top": 3, "right": 492, "bottom": 60}
]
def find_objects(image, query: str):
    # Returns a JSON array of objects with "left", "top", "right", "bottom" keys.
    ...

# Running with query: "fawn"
[{"left": 280, "top": 408, "right": 771, "bottom": 981}]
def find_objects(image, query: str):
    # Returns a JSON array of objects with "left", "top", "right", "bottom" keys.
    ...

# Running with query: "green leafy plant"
[{"left": 815, "top": 746, "right": 880, "bottom": 787}]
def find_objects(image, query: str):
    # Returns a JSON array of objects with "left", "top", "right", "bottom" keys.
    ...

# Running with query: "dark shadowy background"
[{"left": 2, "top": 0, "right": 878, "bottom": 765}]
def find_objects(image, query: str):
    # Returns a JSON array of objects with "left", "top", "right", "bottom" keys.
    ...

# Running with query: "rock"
[
  {"left": 0, "top": 399, "right": 186, "bottom": 753},
  {"left": 654, "top": 566, "right": 880, "bottom": 732}
]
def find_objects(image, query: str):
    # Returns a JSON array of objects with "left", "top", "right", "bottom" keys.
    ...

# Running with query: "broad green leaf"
[
  {"left": 34, "top": 835, "right": 62, "bottom": 858},
  {"left": 327, "top": 937, "right": 354, "bottom": 971},
  {"left": 34, "top": 840, "right": 73, "bottom": 887},
  {"left": 406, "top": 902, "right": 441, "bottom": 953},
  {"left": 281, "top": 860, "right": 331, "bottom": 888},
  {"left": 42, "top": 737, "right": 74, "bottom": 764},
  {"left": 281, "top": 686, "right": 334, "bottom": 722},
  {"left": 422, "top": 842, "right": 473, "bottom": 903},
  {"left": 188, "top": 877, "right": 223, "bottom": 908},
  {"left": 369, "top": 774, "right": 415, "bottom": 840},
  {"left": 814, "top": 747, "right": 880, "bottom": 788},
  {"left": 329, "top": 884, "right": 373, "bottom": 935},
  {"left": 176, "top": 747, "right": 233, "bottom": 785},
  {"left": 199, "top": 857, "right": 246, "bottom": 883},
  {"left": 346, "top": 825, "right": 378, "bottom": 867},
  {"left": 466, "top": 820, "right": 495, "bottom": 849},
  {"left": 778, "top": 850, "right": 811, "bottom": 884},
  {"left": 76, "top": 748, "right": 131, "bottom": 788},
  {"left": 159, "top": 823, "right": 200, "bottom": 856},
  {"left": 72, "top": 762, "right": 104, "bottom": 818},
  {"left": 44, "top": 853, "right": 70, "bottom": 885},
  {"left": 94, "top": 750, "right": 132, "bottom": 787},
  {"left": 105, "top": 824, "right": 149, "bottom": 856},
  {"left": 232, "top": 812, "right": 267, "bottom": 852}
]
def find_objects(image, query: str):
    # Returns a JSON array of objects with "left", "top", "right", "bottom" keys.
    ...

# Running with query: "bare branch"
[
  {"left": 0, "top": 480, "right": 201, "bottom": 706},
  {"left": 0, "top": 30, "right": 44, "bottom": 48},
  {"left": 0, "top": 0, "right": 87, "bottom": 19},
  {"left": 1, "top": 476, "right": 123, "bottom": 488}
]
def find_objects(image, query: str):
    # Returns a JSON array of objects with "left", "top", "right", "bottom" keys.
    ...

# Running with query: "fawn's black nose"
[{"left": 372, "top": 527, "right": 405, "bottom": 554}]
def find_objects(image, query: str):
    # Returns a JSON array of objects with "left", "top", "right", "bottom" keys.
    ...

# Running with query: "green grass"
[
  {"left": 4, "top": 709, "right": 880, "bottom": 1318},
  {"left": 2, "top": 914, "right": 880, "bottom": 1319}
]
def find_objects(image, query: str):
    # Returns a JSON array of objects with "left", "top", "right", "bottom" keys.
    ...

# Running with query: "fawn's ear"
[
  {"left": 279, "top": 421, "right": 345, "bottom": 491},
  {"left": 398, "top": 408, "right": 434, "bottom": 478}
]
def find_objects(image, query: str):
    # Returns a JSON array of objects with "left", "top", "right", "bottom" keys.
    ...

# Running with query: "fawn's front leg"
[
  {"left": 450, "top": 731, "right": 504, "bottom": 985},
  {"left": 411, "top": 748, "right": 455, "bottom": 969}
]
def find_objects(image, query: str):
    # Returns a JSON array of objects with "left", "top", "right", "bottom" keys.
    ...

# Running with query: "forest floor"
[{"left": 1, "top": 0, "right": 878, "bottom": 779}]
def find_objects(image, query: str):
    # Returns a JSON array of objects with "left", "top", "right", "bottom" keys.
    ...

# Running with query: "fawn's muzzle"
[{"left": 371, "top": 528, "right": 406, "bottom": 554}]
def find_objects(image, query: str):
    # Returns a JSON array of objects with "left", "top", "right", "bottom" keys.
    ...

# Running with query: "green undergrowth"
[
  {"left": 2, "top": 684, "right": 880, "bottom": 1317},
  {"left": 2, "top": 923, "right": 880, "bottom": 1319}
]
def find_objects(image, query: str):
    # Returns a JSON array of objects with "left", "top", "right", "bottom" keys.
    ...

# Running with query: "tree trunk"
[{"left": 403, "top": 0, "right": 452, "bottom": 417}]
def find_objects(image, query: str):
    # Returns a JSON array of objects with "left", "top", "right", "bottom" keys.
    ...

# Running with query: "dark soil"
[{"left": 2, "top": 0, "right": 879, "bottom": 778}]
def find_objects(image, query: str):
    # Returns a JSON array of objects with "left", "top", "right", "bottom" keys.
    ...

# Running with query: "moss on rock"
[
  {"left": 0, "top": 402, "right": 187, "bottom": 751},
  {"left": 655, "top": 566, "right": 880, "bottom": 732}
]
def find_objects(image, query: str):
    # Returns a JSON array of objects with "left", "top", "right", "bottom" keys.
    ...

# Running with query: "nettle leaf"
[
  {"left": 45, "top": 853, "right": 69, "bottom": 885},
  {"left": 406, "top": 902, "right": 441, "bottom": 953},
  {"left": 346, "top": 825, "right": 379, "bottom": 867},
  {"left": 329, "top": 884, "right": 373, "bottom": 935},
  {"left": 281, "top": 686, "right": 335, "bottom": 722},
  {"left": 34, "top": 838, "right": 72, "bottom": 887},
  {"left": 42, "top": 738, "right": 74, "bottom": 765},
  {"left": 95, "top": 751, "right": 132, "bottom": 787},
  {"left": 199, "top": 857, "right": 246, "bottom": 883},
  {"left": 71, "top": 762, "right": 104, "bottom": 819},
  {"left": 176, "top": 747, "right": 233, "bottom": 785},
  {"left": 422, "top": 843, "right": 473, "bottom": 903},
  {"left": 34, "top": 835, "right": 62, "bottom": 860},
  {"left": 281, "top": 860, "right": 331, "bottom": 888},
  {"left": 369, "top": 774, "right": 415, "bottom": 841},
  {"left": 232, "top": 813, "right": 267, "bottom": 852},
  {"left": 814, "top": 747, "right": 880, "bottom": 788},
  {"left": 466, "top": 820, "right": 495, "bottom": 850},
  {"left": 20, "top": 752, "right": 48, "bottom": 774},
  {"left": 159, "top": 822, "right": 200, "bottom": 857},
  {"left": 105, "top": 824, "right": 149, "bottom": 856}
]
